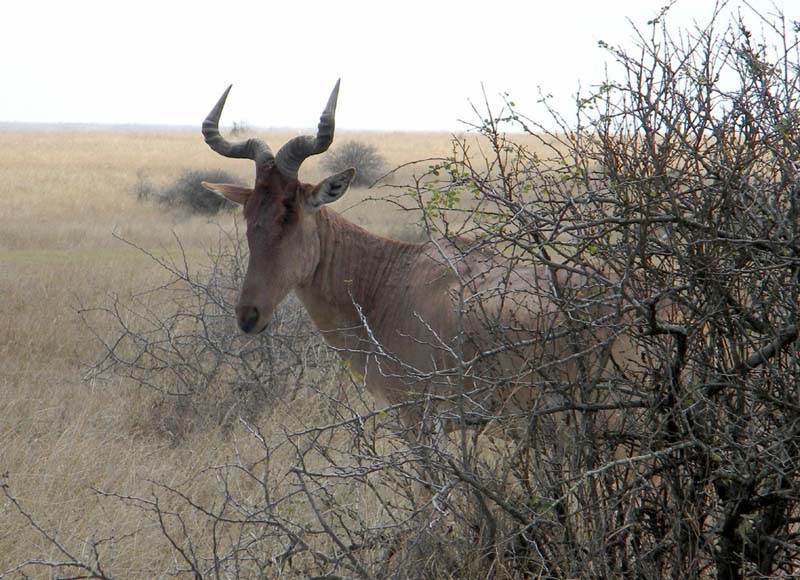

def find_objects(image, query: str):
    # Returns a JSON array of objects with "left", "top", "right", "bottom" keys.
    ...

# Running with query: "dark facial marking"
[{"left": 242, "top": 181, "right": 302, "bottom": 247}]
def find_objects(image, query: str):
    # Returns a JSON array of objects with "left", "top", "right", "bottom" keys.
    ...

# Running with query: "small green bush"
[{"left": 322, "top": 140, "right": 386, "bottom": 187}]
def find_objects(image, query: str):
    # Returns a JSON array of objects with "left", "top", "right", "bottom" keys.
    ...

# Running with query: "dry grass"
[{"left": 1, "top": 127, "right": 533, "bottom": 576}]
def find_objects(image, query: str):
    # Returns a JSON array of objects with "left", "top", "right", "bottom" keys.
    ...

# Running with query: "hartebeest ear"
[
  {"left": 201, "top": 182, "right": 253, "bottom": 205},
  {"left": 306, "top": 168, "right": 356, "bottom": 210}
]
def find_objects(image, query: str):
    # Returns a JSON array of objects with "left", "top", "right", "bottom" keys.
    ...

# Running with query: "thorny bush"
[
  {"left": 80, "top": 223, "right": 335, "bottom": 440},
  {"left": 4, "top": 4, "right": 800, "bottom": 580}
]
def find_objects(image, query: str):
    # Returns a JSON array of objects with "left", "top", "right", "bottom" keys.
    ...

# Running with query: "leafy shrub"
[
  {"left": 322, "top": 140, "right": 386, "bottom": 187},
  {"left": 160, "top": 169, "right": 242, "bottom": 215},
  {"left": 136, "top": 169, "right": 242, "bottom": 215}
]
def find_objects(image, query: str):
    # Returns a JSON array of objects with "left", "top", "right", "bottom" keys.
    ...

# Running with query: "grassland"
[{"left": 0, "top": 127, "right": 504, "bottom": 576}]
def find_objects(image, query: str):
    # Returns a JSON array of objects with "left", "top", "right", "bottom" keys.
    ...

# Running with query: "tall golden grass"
[{"left": 0, "top": 127, "right": 519, "bottom": 575}]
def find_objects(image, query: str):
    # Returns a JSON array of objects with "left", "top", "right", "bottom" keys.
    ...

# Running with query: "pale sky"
[{"left": 1, "top": 0, "right": 796, "bottom": 131}]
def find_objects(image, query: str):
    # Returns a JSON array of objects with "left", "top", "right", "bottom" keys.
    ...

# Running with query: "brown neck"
[{"left": 295, "top": 208, "right": 421, "bottom": 347}]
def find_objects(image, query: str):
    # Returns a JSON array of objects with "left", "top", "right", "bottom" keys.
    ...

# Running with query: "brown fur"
[
  {"left": 200, "top": 85, "right": 633, "bottom": 432},
  {"left": 206, "top": 170, "right": 633, "bottom": 429}
]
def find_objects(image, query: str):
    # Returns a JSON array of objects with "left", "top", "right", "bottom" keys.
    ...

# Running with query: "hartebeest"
[{"left": 201, "top": 81, "right": 630, "bottom": 430}]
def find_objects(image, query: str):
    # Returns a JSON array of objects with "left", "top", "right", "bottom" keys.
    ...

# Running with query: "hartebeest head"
[{"left": 202, "top": 81, "right": 355, "bottom": 335}]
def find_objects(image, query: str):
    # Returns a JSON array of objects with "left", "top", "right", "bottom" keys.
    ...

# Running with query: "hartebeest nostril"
[{"left": 237, "top": 305, "right": 260, "bottom": 334}]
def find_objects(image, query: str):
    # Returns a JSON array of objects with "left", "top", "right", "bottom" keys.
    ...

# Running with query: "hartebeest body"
[{"left": 202, "top": 81, "right": 629, "bottom": 428}]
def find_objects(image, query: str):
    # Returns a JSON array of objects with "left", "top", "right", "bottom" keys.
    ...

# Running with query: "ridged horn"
[
  {"left": 274, "top": 79, "right": 340, "bottom": 179},
  {"left": 203, "top": 85, "right": 274, "bottom": 166}
]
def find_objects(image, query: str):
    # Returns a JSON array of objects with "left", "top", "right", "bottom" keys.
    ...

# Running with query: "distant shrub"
[
  {"left": 134, "top": 169, "right": 158, "bottom": 202},
  {"left": 322, "top": 140, "right": 386, "bottom": 187},
  {"left": 230, "top": 121, "right": 251, "bottom": 136},
  {"left": 137, "top": 169, "right": 243, "bottom": 215}
]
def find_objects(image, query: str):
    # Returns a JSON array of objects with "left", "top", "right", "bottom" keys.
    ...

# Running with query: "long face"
[
  {"left": 203, "top": 82, "right": 355, "bottom": 334},
  {"left": 204, "top": 166, "right": 354, "bottom": 334},
  {"left": 200, "top": 80, "right": 354, "bottom": 335},
  {"left": 238, "top": 171, "right": 315, "bottom": 334}
]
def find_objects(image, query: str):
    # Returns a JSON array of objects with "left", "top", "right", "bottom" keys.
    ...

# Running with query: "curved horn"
[
  {"left": 274, "top": 79, "right": 340, "bottom": 179},
  {"left": 203, "top": 85, "right": 274, "bottom": 166}
]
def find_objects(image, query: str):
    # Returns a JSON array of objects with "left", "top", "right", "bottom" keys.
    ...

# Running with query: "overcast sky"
[{"left": 1, "top": 0, "right": 796, "bottom": 131}]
